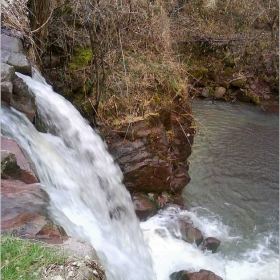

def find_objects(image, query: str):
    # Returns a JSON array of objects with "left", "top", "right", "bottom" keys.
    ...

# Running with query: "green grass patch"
[{"left": 1, "top": 235, "right": 65, "bottom": 280}]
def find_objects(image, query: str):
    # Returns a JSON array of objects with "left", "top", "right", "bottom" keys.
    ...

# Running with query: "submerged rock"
[
  {"left": 170, "top": 269, "right": 223, "bottom": 280},
  {"left": 201, "top": 237, "right": 221, "bottom": 253},
  {"left": 179, "top": 220, "right": 204, "bottom": 246}
]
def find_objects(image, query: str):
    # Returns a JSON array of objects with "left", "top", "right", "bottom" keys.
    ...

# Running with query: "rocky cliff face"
[
  {"left": 1, "top": 29, "right": 36, "bottom": 121},
  {"left": 107, "top": 105, "right": 194, "bottom": 210}
]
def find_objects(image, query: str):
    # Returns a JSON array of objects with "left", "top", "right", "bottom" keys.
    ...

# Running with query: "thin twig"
[{"left": 31, "top": 9, "right": 54, "bottom": 34}]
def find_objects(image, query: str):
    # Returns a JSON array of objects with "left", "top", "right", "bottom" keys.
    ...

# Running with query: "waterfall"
[
  {"left": 1, "top": 71, "right": 155, "bottom": 280},
  {"left": 2, "top": 71, "right": 279, "bottom": 280}
]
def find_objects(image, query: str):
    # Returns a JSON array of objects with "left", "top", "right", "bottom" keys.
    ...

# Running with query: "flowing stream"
[
  {"left": 1, "top": 72, "right": 279, "bottom": 280},
  {"left": 1, "top": 71, "right": 155, "bottom": 280}
]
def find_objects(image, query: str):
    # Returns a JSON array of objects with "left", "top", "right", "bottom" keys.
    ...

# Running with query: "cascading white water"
[
  {"left": 1, "top": 71, "right": 155, "bottom": 280},
  {"left": 141, "top": 206, "right": 279, "bottom": 280},
  {"left": 2, "top": 71, "right": 279, "bottom": 280}
]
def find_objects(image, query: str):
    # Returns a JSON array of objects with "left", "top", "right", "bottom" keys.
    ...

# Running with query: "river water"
[
  {"left": 1, "top": 72, "right": 279, "bottom": 280},
  {"left": 182, "top": 99, "right": 279, "bottom": 278}
]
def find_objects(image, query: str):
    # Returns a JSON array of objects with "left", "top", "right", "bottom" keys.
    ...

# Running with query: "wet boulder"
[
  {"left": 172, "top": 194, "right": 186, "bottom": 208},
  {"left": 1, "top": 136, "right": 38, "bottom": 183},
  {"left": 107, "top": 110, "right": 193, "bottom": 197},
  {"left": 1, "top": 62, "right": 15, "bottom": 104},
  {"left": 179, "top": 220, "right": 204, "bottom": 246},
  {"left": 201, "top": 237, "right": 221, "bottom": 253},
  {"left": 11, "top": 77, "right": 36, "bottom": 122},
  {"left": 1, "top": 179, "right": 49, "bottom": 235},
  {"left": 1, "top": 150, "right": 22, "bottom": 180},
  {"left": 235, "top": 89, "right": 260, "bottom": 104},
  {"left": 131, "top": 193, "right": 157, "bottom": 221},
  {"left": 170, "top": 269, "right": 223, "bottom": 280}
]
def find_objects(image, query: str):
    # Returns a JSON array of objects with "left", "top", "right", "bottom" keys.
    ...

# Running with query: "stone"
[
  {"left": 1, "top": 63, "right": 15, "bottom": 104},
  {"left": 1, "top": 34, "right": 31, "bottom": 76},
  {"left": 235, "top": 89, "right": 251, "bottom": 102},
  {"left": 1, "top": 150, "right": 22, "bottom": 180},
  {"left": 106, "top": 100, "right": 194, "bottom": 200},
  {"left": 1, "top": 34, "right": 24, "bottom": 53},
  {"left": 74, "top": 266, "right": 101, "bottom": 280},
  {"left": 249, "top": 92, "right": 260, "bottom": 104},
  {"left": 1, "top": 179, "right": 49, "bottom": 234},
  {"left": 172, "top": 194, "right": 186, "bottom": 208},
  {"left": 36, "top": 221, "right": 65, "bottom": 239},
  {"left": 131, "top": 193, "right": 157, "bottom": 221},
  {"left": 56, "top": 237, "right": 100, "bottom": 260},
  {"left": 214, "top": 87, "right": 226, "bottom": 99},
  {"left": 11, "top": 77, "right": 36, "bottom": 122},
  {"left": 235, "top": 89, "right": 260, "bottom": 104},
  {"left": 170, "top": 166, "right": 191, "bottom": 193},
  {"left": 52, "top": 276, "right": 64, "bottom": 280},
  {"left": 1, "top": 137, "right": 38, "bottom": 183},
  {"left": 170, "top": 269, "right": 223, "bottom": 280},
  {"left": 180, "top": 221, "right": 204, "bottom": 246},
  {"left": 1, "top": 49, "right": 10, "bottom": 63},
  {"left": 108, "top": 122, "right": 172, "bottom": 193},
  {"left": 156, "top": 192, "right": 173, "bottom": 208},
  {"left": 1, "top": 82, "right": 13, "bottom": 104},
  {"left": 259, "top": 101, "right": 279, "bottom": 113},
  {"left": 201, "top": 237, "right": 221, "bottom": 253},
  {"left": 230, "top": 77, "right": 247, "bottom": 88},
  {"left": 262, "top": 93, "right": 271, "bottom": 100},
  {"left": 109, "top": 127, "right": 191, "bottom": 194},
  {"left": 44, "top": 258, "right": 106, "bottom": 280},
  {"left": 1, "top": 62, "right": 15, "bottom": 82},
  {"left": 200, "top": 88, "right": 209, "bottom": 98},
  {"left": 6, "top": 52, "right": 32, "bottom": 76}
]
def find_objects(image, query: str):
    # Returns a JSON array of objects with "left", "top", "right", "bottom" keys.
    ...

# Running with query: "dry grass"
[
  {"left": 95, "top": 50, "right": 190, "bottom": 127},
  {"left": 2, "top": 0, "right": 278, "bottom": 129},
  {"left": 1, "top": 0, "right": 30, "bottom": 32},
  {"left": 170, "top": 0, "right": 279, "bottom": 76},
  {"left": 1, "top": 0, "right": 46, "bottom": 63},
  {"left": 36, "top": 0, "right": 192, "bottom": 129}
]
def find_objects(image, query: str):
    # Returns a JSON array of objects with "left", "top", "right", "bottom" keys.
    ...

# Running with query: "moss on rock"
[
  {"left": 69, "top": 47, "right": 92, "bottom": 70},
  {"left": 235, "top": 89, "right": 260, "bottom": 104},
  {"left": 230, "top": 77, "right": 247, "bottom": 88},
  {"left": 192, "top": 67, "right": 209, "bottom": 78}
]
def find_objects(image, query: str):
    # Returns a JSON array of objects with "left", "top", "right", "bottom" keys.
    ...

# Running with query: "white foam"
[{"left": 141, "top": 207, "right": 279, "bottom": 280}]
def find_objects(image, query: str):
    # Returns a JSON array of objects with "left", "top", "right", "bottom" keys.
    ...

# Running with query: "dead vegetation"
[
  {"left": 1, "top": 0, "right": 279, "bottom": 130},
  {"left": 168, "top": 0, "right": 279, "bottom": 97}
]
